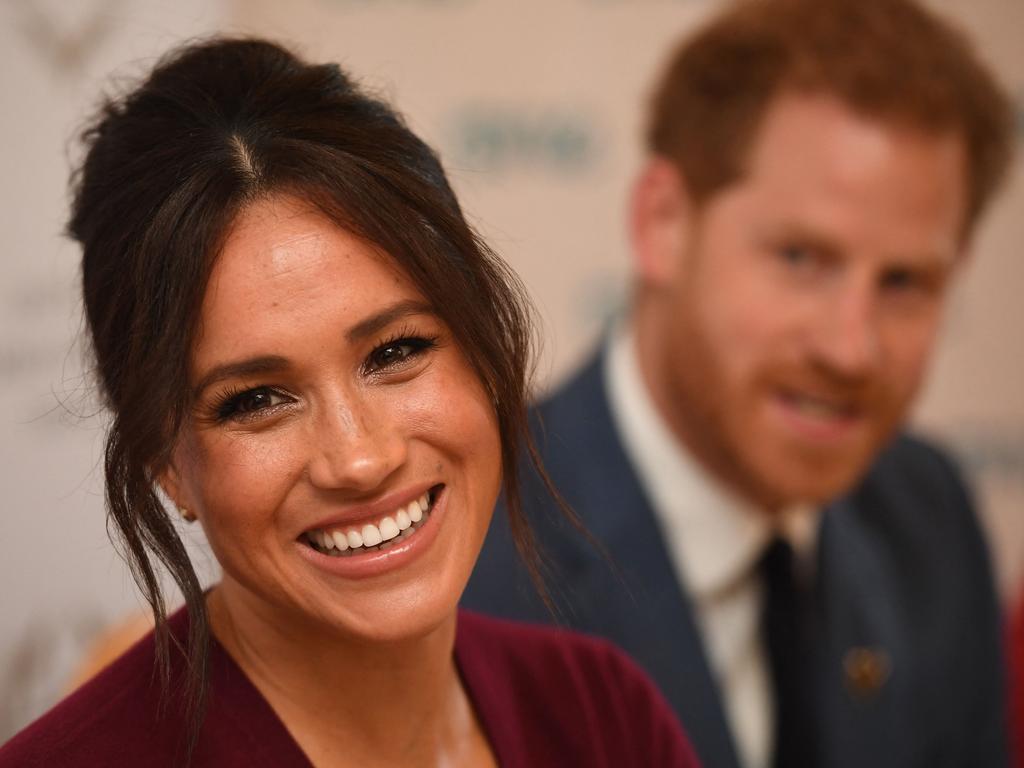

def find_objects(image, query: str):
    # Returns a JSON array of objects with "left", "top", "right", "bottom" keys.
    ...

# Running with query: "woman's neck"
[{"left": 206, "top": 582, "right": 488, "bottom": 767}]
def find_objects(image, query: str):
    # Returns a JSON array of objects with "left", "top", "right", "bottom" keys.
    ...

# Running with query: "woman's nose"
[{"left": 305, "top": 397, "right": 407, "bottom": 494}]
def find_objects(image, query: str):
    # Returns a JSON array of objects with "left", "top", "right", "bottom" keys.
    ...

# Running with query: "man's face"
[{"left": 642, "top": 92, "right": 967, "bottom": 511}]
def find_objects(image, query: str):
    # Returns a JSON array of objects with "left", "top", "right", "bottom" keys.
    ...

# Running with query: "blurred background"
[{"left": 0, "top": 0, "right": 1020, "bottom": 740}]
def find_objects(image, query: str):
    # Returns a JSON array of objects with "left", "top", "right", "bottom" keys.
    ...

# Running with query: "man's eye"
[
  {"left": 365, "top": 337, "right": 436, "bottom": 373},
  {"left": 779, "top": 244, "right": 814, "bottom": 267},
  {"left": 881, "top": 268, "right": 926, "bottom": 292}
]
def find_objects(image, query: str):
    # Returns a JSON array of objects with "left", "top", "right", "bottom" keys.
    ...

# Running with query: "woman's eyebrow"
[
  {"left": 192, "top": 301, "right": 435, "bottom": 399},
  {"left": 193, "top": 355, "right": 289, "bottom": 400},
  {"left": 345, "top": 299, "right": 435, "bottom": 342}
]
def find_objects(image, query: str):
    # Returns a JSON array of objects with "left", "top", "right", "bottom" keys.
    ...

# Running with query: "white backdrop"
[{"left": 1, "top": 0, "right": 1021, "bottom": 739}]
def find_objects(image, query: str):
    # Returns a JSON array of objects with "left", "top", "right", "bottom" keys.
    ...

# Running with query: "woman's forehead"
[
  {"left": 213, "top": 196, "right": 411, "bottom": 296},
  {"left": 194, "top": 196, "right": 427, "bottom": 364}
]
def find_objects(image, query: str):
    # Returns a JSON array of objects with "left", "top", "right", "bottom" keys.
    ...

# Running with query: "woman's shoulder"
[
  {"left": 457, "top": 607, "right": 652, "bottom": 681},
  {"left": 455, "top": 609, "right": 700, "bottom": 767},
  {"left": 0, "top": 615, "right": 182, "bottom": 767}
]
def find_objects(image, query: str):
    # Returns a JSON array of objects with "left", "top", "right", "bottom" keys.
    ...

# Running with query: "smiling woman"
[
  {"left": 0, "top": 38, "right": 697, "bottom": 768},
  {"left": 171, "top": 196, "right": 505, "bottom": 645}
]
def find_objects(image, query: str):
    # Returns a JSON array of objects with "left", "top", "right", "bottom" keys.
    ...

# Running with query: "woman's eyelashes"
[
  {"left": 213, "top": 386, "right": 296, "bottom": 423},
  {"left": 363, "top": 332, "right": 439, "bottom": 376},
  {"left": 205, "top": 332, "right": 441, "bottom": 424}
]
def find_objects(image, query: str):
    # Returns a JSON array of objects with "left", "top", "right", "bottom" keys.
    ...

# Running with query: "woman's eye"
[
  {"left": 365, "top": 337, "right": 435, "bottom": 374},
  {"left": 217, "top": 387, "right": 291, "bottom": 421}
]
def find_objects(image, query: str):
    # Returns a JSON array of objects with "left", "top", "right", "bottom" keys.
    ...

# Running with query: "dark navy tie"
[{"left": 761, "top": 537, "right": 818, "bottom": 768}]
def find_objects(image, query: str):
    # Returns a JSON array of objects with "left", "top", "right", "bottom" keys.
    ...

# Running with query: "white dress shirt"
[{"left": 603, "top": 320, "right": 817, "bottom": 768}]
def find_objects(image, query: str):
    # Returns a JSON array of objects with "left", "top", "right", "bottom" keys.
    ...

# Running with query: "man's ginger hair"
[{"left": 648, "top": 0, "right": 1016, "bottom": 234}]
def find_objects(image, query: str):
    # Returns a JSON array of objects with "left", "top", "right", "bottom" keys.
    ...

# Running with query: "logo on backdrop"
[
  {"left": 8, "top": 0, "right": 121, "bottom": 77},
  {"left": 585, "top": 0, "right": 710, "bottom": 4},
  {"left": 321, "top": 0, "right": 474, "bottom": 6},
  {"left": 445, "top": 104, "right": 601, "bottom": 176}
]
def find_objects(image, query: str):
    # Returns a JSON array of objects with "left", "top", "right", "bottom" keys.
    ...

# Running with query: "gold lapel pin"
[{"left": 843, "top": 646, "right": 891, "bottom": 698}]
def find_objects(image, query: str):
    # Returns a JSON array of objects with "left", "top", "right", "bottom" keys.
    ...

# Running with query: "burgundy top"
[
  {"left": 1012, "top": 591, "right": 1024, "bottom": 768},
  {"left": 0, "top": 607, "right": 698, "bottom": 767}
]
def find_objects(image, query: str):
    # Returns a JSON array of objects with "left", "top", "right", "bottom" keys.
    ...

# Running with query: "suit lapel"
[
  {"left": 816, "top": 500, "right": 910, "bottom": 768},
  {"left": 538, "top": 352, "right": 742, "bottom": 768}
]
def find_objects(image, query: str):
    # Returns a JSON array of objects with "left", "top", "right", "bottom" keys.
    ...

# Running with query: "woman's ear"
[
  {"left": 629, "top": 156, "right": 694, "bottom": 286},
  {"left": 157, "top": 459, "right": 195, "bottom": 522}
]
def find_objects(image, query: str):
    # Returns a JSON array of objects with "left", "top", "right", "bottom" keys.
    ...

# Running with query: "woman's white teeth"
[
  {"left": 361, "top": 524, "right": 383, "bottom": 547},
  {"left": 408, "top": 498, "right": 423, "bottom": 523},
  {"left": 379, "top": 516, "right": 400, "bottom": 541},
  {"left": 306, "top": 491, "right": 435, "bottom": 557}
]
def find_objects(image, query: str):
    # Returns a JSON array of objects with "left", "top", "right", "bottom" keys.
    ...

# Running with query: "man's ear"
[{"left": 629, "top": 156, "right": 693, "bottom": 286}]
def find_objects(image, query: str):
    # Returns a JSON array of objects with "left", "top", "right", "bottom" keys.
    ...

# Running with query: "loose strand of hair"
[{"left": 104, "top": 427, "right": 210, "bottom": 764}]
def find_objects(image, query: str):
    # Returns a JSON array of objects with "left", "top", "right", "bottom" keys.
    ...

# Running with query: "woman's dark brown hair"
[{"left": 70, "top": 37, "right": 567, "bottom": 755}]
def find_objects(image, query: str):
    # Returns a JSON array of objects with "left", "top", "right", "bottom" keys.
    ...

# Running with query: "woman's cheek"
[
  {"left": 422, "top": 362, "right": 498, "bottom": 443},
  {"left": 194, "top": 428, "right": 306, "bottom": 523}
]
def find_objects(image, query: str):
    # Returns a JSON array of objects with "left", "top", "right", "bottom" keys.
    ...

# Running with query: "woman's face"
[{"left": 163, "top": 194, "right": 502, "bottom": 642}]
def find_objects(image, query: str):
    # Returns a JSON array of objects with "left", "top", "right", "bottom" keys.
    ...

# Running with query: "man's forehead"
[
  {"left": 715, "top": 92, "right": 968, "bottom": 255},
  {"left": 747, "top": 92, "right": 964, "bottom": 172}
]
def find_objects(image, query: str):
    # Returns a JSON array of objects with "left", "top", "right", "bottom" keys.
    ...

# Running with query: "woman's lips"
[
  {"left": 302, "top": 486, "right": 436, "bottom": 557},
  {"left": 295, "top": 484, "right": 446, "bottom": 579}
]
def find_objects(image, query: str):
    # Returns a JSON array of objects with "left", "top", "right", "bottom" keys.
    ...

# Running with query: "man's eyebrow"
[
  {"left": 345, "top": 300, "right": 435, "bottom": 343},
  {"left": 193, "top": 356, "right": 290, "bottom": 400},
  {"left": 764, "top": 224, "right": 958, "bottom": 267},
  {"left": 762, "top": 225, "right": 842, "bottom": 259}
]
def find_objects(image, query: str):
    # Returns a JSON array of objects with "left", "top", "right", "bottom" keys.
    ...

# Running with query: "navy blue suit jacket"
[{"left": 462, "top": 350, "right": 1008, "bottom": 768}]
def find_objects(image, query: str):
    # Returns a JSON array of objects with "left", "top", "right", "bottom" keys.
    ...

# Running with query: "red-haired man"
[{"left": 466, "top": 1, "right": 1016, "bottom": 766}]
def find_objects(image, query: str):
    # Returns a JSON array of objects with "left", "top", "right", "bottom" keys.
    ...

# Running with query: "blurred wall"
[
  {"left": 1, "top": 0, "right": 1021, "bottom": 739},
  {"left": 0, "top": 0, "right": 230, "bottom": 738}
]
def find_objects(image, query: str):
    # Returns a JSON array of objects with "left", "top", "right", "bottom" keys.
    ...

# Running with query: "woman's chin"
[
  {"left": 291, "top": 558, "right": 473, "bottom": 646},
  {"left": 287, "top": 490, "right": 484, "bottom": 646},
  {"left": 313, "top": 590, "right": 460, "bottom": 646}
]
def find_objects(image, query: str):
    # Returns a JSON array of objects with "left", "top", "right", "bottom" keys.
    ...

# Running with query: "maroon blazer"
[{"left": 0, "top": 607, "right": 698, "bottom": 767}]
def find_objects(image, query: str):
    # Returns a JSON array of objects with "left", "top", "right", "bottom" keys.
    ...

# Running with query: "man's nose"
[
  {"left": 809, "top": 277, "right": 881, "bottom": 380},
  {"left": 305, "top": 396, "right": 407, "bottom": 494}
]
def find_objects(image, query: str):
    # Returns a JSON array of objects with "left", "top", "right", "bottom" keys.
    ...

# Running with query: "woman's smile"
[
  {"left": 302, "top": 484, "right": 438, "bottom": 557},
  {"left": 295, "top": 484, "right": 449, "bottom": 579}
]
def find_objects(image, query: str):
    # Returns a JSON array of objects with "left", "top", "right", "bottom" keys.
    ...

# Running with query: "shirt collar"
[{"left": 602, "top": 319, "right": 817, "bottom": 598}]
